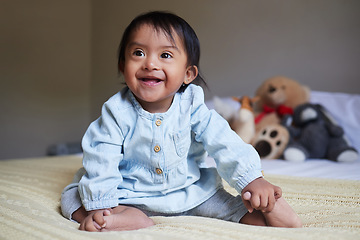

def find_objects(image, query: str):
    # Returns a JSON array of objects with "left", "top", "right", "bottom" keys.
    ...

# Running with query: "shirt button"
[
  {"left": 154, "top": 145, "right": 161, "bottom": 153},
  {"left": 156, "top": 168, "right": 163, "bottom": 175},
  {"left": 155, "top": 119, "right": 162, "bottom": 126}
]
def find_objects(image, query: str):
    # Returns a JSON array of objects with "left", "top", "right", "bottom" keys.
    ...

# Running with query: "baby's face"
[{"left": 121, "top": 24, "right": 197, "bottom": 113}]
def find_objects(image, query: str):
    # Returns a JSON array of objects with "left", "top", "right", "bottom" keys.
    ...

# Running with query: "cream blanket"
[{"left": 0, "top": 155, "right": 359, "bottom": 240}]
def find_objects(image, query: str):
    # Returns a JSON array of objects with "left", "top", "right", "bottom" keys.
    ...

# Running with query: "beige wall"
[
  {"left": 90, "top": 0, "right": 360, "bottom": 117},
  {"left": 0, "top": 0, "right": 91, "bottom": 159},
  {"left": 1, "top": 0, "right": 359, "bottom": 159}
]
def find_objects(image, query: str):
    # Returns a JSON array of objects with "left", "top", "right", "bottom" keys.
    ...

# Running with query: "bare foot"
[
  {"left": 262, "top": 197, "right": 302, "bottom": 228},
  {"left": 241, "top": 191, "right": 302, "bottom": 228},
  {"left": 99, "top": 206, "right": 155, "bottom": 232},
  {"left": 78, "top": 205, "right": 154, "bottom": 232}
]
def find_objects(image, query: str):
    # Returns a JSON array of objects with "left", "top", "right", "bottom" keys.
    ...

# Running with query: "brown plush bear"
[{"left": 251, "top": 76, "right": 310, "bottom": 159}]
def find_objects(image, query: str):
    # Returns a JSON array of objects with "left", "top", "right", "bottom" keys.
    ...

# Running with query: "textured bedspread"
[{"left": 0, "top": 155, "right": 359, "bottom": 240}]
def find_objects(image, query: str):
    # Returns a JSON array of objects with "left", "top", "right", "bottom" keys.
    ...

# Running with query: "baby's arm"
[{"left": 241, "top": 177, "right": 282, "bottom": 213}]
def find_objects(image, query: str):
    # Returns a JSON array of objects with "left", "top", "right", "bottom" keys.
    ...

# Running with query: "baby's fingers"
[
  {"left": 244, "top": 191, "right": 261, "bottom": 211},
  {"left": 242, "top": 191, "right": 254, "bottom": 213},
  {"left": 250, "top": 193, "right": 261, "bottom": 210},
  {"left": 93, "top": 211, "right": 107, "bottom": 229},
  {"left": 260, "top": 188, "right": 281, "bottom": 212},
  {"left": 79, "top": 217, "right": 99, "bottom": 232},
  {"left": 248, "top": 193, "right": 272, "bottom": 212},
  {"left": 274, "top": 186, "right": 282, "bottom": 199},
  {"left": 262, "top": 194, "right": 275, "bottom": 212}
]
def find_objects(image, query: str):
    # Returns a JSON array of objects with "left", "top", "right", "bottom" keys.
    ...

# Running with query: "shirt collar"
[{"left": 127, "top": 88, "right": 179, "bottom": 120}]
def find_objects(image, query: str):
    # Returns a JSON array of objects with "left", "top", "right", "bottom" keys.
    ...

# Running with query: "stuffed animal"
[
  {"left": 251, "top": 123, "right": 290, "bottom": 159},
  {"left": 213, "top": 96, "right": 258, "bottom": 144},
  {"left": 251, "top": 76, "right": 310, "bottom": 159},
  {"left": 282, "top": 103, "right": 359, "bottom": 162},
  {"left": 253, "top": 76, "right": 310, "bottom": 129},
  {"left": 229, "top": 96, "right": 259, "bottom": 143}
]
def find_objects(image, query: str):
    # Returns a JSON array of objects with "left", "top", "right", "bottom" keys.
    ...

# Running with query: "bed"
[{"left": 1, "top": 91, "right": 359, "bottom": 240}]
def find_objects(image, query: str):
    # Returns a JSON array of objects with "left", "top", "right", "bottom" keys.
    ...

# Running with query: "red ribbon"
[{"left": 255, "top": 105, "right": 293, "bottom": 124}]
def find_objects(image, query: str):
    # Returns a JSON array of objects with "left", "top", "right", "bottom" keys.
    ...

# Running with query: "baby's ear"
[{"left": 184, "top": 65, "right": 198, "bottom": 84}]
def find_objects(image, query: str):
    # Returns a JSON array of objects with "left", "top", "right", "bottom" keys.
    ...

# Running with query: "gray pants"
[{"left": 61, "top": 182, "right": 248, "bottom": 223}]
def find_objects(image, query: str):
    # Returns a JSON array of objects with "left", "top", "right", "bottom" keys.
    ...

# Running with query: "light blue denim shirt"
[{"left": 78, "top": 85, "right": 262, "bottom": 213}]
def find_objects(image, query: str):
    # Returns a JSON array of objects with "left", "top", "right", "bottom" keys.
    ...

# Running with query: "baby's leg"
[
  {"left": 240, "top": 197, "right": 302, "bottom": 228},
  {"left": 72, "top": 206, "right": 87, "bottom": 223},
  {"left": 262, "top": 197, "right": 302, "bottom": 227},
  {"left": 240, "top": 210, "right": 267, "bottom": 226}
]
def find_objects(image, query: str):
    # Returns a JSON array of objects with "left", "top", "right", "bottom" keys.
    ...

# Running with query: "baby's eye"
[
  {"left": 161, "top": 52, "right": 172, "bottom": 59},
  {"left": 133, "top": 50, "right": 144, "bottom": 57}
]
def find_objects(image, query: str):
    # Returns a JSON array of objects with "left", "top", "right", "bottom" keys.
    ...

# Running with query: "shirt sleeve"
[
  {"left": 78, "top": 97, "right": 125, "bottom": 211},
  {"left": 189, "top": 86, "right": 263, "bottom": 193}
]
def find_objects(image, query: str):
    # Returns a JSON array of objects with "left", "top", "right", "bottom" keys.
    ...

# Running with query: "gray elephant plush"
[{"left": 282, "top": 103, "right": 358, "bottom": 162}]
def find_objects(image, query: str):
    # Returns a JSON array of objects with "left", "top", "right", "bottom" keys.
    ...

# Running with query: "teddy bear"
[
  {"left": 251, "top": 123, "right": 290, "bottom": 159},
  {"left": 251, "top": 76, "right": 310, "bottom": 159},
  {"left": 282, "top": 103, "right": 359, "bottom": 162},
  {"left": 253, "top": 76, "right": 310, "bottom": 128}
]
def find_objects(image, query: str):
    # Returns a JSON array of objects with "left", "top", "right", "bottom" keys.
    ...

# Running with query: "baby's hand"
[
  {"left": 241, "top": 177, "right": 282, "bottom": 213},
  {"left": 79, "top": 209, "right": 111, "bottom": 232}
]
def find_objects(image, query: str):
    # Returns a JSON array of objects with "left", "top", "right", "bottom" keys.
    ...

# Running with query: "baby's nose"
[{"left": 144, "top": 56, "right": 160, "bottom": 71}]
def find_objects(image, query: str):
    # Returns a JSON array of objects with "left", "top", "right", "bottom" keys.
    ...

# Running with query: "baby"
[{"left": 61, "top": 11, "right": 302, "bottom": 232}]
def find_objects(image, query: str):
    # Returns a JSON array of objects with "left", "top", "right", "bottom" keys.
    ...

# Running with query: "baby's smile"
[{"left": 139, "top": 76, "right": 163, "bottom": 86}]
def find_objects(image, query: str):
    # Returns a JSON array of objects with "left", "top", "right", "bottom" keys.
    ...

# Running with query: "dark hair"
[{"left": 118, "top": 11, "right": 206, "bottom": 92}]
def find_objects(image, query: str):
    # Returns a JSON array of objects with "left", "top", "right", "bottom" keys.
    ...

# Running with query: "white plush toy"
[{"left": 214, "top": 96, "right": 259, "bottom": 144}]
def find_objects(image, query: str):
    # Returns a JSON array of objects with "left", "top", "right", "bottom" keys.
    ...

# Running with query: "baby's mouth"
[
  {"left": 140, "top": 77, "right": 163, "bottom": 86},
  {"left": 141, "top": 77, "right": 160, "bottom": 82}
]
